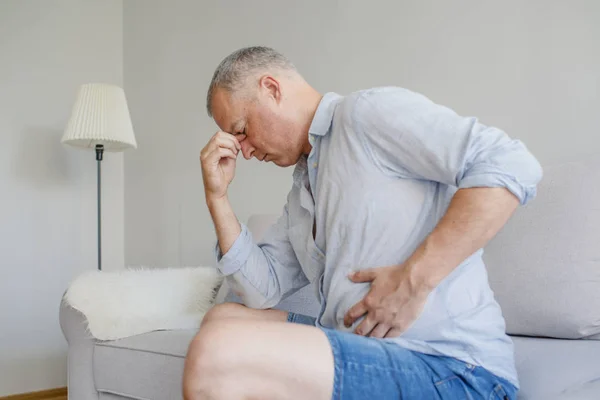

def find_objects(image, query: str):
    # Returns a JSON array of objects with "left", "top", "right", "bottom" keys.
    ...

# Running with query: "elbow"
[
  {"left": 244, "top": 295, "right": 281, "bottom": 310},
  {"left": 252, "top": 285, "right": 283, "bottom": 309},
  {"left": 518, "top": 146, "right": 543, "bottom": 186},
  {"left": 224, "top": 276, "right": 281, "bottom": 310},
  {"left": 531, "top": 158, "right": 544, "bottom": 185},
  {"left": 233, "top": 282, "right": 282, "bottom": 310},
  {"left": 460, "top": 139, "right": 543, "bottom": 206},
  {"left": 518, "top": 154, "right": 543, "bottom": 205}
]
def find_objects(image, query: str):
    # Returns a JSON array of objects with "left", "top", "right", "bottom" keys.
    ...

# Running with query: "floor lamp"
[{"left": 61, "top": 83, "right": 137, "bottom": 271}]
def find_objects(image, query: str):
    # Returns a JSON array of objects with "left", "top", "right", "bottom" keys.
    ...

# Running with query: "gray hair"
[{"left": 206, "top": 46, "right": 296, "bottom": 116}]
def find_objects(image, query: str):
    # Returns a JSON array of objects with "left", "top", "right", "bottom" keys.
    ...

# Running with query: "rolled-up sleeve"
[
  {"left": 354, "top": 88, "right": 543, "bottom": 205},
  {"left": 215, "top": 223, "right": 254, "bottom": 276},
  {"left": 214, "top": 200, "right": 309, "bottom": 309}
]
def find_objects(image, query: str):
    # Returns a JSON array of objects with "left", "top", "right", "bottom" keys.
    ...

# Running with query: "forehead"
[{"left": 211, "top": 89, "right": 244, "bottom": 133}]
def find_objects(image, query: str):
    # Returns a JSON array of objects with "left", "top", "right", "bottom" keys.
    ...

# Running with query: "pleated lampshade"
[{"left": 62, "top": 83, "right": 137, "bottom": 151}]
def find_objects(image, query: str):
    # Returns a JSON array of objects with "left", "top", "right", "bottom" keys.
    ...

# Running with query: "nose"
[{"left": 240, "top": 140, "right": 255, "bottom": 160}]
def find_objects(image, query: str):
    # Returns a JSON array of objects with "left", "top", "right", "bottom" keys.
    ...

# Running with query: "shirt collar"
[{"left": 308, "top": 92, "right": 343, "bottom": 137}]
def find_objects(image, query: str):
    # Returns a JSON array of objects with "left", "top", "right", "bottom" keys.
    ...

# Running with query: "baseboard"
[{"left": 0, "top": 388, "right": 67, "bottom": 400}]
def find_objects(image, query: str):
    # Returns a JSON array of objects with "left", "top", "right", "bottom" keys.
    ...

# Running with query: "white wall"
[
  {"left": 0, "top": 0, "right": 595, "bottom": 395},
  {"left": 0, "top": 1, "right": 124, "bottom": 396},
  {"left": 123, "top": 0, "right": 600, "bottom": 268}
]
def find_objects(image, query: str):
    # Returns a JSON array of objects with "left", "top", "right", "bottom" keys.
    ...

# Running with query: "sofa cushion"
[
  {"left": 513, "top": 336, "right": 600, "bottom": 399},
  {"left": 485, "top": 157, "right": 600, "bottom": 339},
  {"left": 92, "top": 330, "right": 600, "bottom": 400},
  {"left": 93, "top": 330, "right": 195, "bottom": 400}
]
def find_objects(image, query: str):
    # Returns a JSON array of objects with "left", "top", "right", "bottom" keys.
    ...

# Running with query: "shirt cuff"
[
  {"left": 214, "top": 223, "right": 254, "bottom": 276},
  {"left": 459, "top": 170, "right": 537, "bottom": 205}
]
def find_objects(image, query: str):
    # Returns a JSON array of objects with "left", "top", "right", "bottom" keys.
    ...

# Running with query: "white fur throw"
[{"left": 64, "top": 267, "right": 223, "bottom": 341}]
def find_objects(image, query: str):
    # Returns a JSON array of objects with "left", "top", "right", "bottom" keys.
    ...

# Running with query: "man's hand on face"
[
  {"left": 343, "top": 264, "right": 432, "bottom": 339},
  {"left": 200, "top": 131, "right": 246, "bottom": 201}
]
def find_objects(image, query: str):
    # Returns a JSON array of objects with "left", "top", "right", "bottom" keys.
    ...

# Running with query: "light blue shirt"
[{"left": 216, "top": 87, "right": 542, "bottom": 387}]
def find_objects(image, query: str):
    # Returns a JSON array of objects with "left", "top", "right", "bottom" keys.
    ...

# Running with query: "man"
[{"left": 183, "top": 46, "right": 542, "bottom": 400}]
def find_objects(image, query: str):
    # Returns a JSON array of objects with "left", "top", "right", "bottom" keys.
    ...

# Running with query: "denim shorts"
[{"left": 287, "top": 312, "right": 518, "bottom": 400}]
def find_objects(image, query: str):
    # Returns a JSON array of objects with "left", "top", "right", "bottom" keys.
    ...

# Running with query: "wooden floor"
[{"left": 0, "top": 388, "right": 67, "bottom": 400}]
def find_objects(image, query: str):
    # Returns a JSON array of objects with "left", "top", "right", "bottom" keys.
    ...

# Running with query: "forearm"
[
  {"left": 209, "top": 201, "right": 309, "bottom": 309},
  {"left": 207, "top": 196, "right": 241, "bottom": 256},
  {"left": 207, "top": 199, "right": 277, "bottom": 308},
  {"left": 407, "top": 187, "right": 519, "bottom": 289}
]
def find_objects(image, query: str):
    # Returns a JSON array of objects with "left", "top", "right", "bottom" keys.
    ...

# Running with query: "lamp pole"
[{"left": 95, "top": 144, "right": 104, "bottom": 271}]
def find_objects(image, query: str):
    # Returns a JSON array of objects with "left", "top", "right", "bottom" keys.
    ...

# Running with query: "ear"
[{"left": 258, "top": 75, "right": 281, "bottom": 104}]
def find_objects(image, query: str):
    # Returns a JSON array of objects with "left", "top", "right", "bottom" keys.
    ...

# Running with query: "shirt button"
[{"left": 313, "top": 162, "right": 318, "bottom": 168}]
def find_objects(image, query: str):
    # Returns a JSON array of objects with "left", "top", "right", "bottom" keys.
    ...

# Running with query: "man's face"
[{"left": 210, "top": 79, "right": 305, "bottom": 167}]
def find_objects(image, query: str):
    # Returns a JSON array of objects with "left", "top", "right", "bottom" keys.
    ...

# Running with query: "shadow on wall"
[{"left": 12, "top": 127, "right": 79, "bottom": 187}]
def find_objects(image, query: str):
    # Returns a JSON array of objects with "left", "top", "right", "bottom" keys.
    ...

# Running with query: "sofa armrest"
[
  {"left": 63, "top": 267, "right": 222, "bottom": 341},
  {"left": 59, "top": 294, "right": 99, "bottom": 400}
]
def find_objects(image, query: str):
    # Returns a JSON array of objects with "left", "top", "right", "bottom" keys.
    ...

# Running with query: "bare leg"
[{"left": 184, "top": 303, "right": 334, "bottom": 400}]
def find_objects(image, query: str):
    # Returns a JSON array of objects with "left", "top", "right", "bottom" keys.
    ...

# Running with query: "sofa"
[{"left": 60, "top": 157, "right": 600, "bottom": 400}]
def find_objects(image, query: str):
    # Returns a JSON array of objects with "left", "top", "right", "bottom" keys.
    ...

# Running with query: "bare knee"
[
  {"left": 183, "top": 322, "right": 233, "bottom": 400},
  {"left": 183, "top": 302, "right": 288, "bottom": 398}
]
